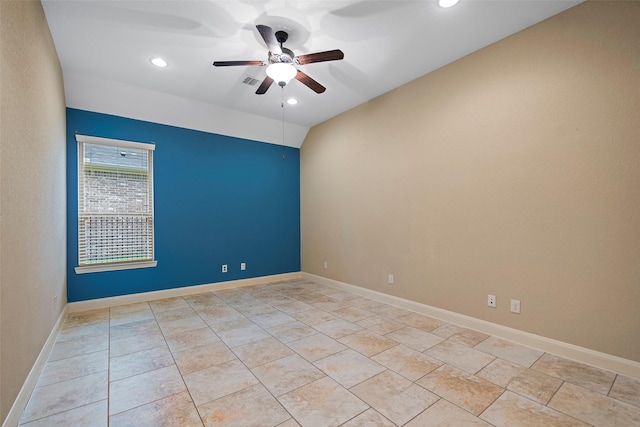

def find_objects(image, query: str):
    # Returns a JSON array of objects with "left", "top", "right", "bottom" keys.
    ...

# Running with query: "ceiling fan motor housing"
[{"left": 269, "top": 48, "right": 294, "bottom": 64}]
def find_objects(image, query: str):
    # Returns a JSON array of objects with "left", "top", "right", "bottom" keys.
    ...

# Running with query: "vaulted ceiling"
[{"left": 42, "top": 0, "right": 582, "bottom": 147}]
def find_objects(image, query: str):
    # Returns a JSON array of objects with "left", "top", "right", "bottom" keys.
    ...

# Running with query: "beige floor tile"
[
  {"left": 276, "top": 419, "right": 300, "bottom": 427},
  {"left": 313, "top": 318, "right": 364, "bottom": 339},
  {"left": 267, "top": 321, "right": 318, "bottom": 343},
  {"left": 405, "top": 399, "right": 492, "bottom": 427},
  {"left": 20, "top": 371, "right": 108, "bottom": 424},
  {"left": 356, "top": 315, "right": 406, "bottom": 335},
  {"left": 148, "top": 296, "right": 190, "bottom": 313},
  {"left": 324, "top": 290, "right": 361, "bottom": 302},
  {"left": 213, "top": 287, "right": 252, "bottom": 301},
  {"left": 251, "top": 353, "right": 325, "bottom": 397},
  {"left": 199, "top": 384, "right": 290, "bottom": 427},
  {"left": 19, "top": 281, "right": 640, "bottom": 427},
  {"left": 153, "top": 306, "right": 197, "bottom": 323},
  {"left": 290, "top": 293, "right": 329, "bottom": 305},
  {"left": 482, "top": 390, "right": 589, "bottom": 427},
  {"left": 110, "top": 329, "right": 166, "bottom": 358},
  {"left": 184, "top": 292, "right": 225, "bottom": 309},
  {"left": 278, "top": 377, "right": 368, "bottom": 427},
  {"left": 474, "top": 337, "right": 543, "bottom": 368},
  {"left": 274, "top": 300, "right": 314, "bottom": 314},
  {"left": 109, "top": 308, "right": 156, "bottom": 327},
  {"left": 217, "top": 323, "right": 271, "bottom": 348},
  {"left": 385, "top": 326, "right": 443, "bottom": 352},
  {"left": 38, "top": 349, "right": 108, "bottom": 386},
  {"left": 57, "top": 321, "right": 110, "bottom": 343},
  {"left": 20, "top": 400, "right": 107, "bottom": 427},
  {"left": 287, "top": 333, "right": 348, "bottom": 362},
  {"left": 477, "top": 358, "right": 562, "bottom": 404},
  {"left": 338, "top": 330, "right": 399, "bottom": 357},
  {"left": 109, "top": 365, "right": 186, "bottom": 415},
  {"left": 110, "top": 346, "right": 174, "bottom": 381},
  {"left": 206, "top": 315, "right": 253, "bottom": 333},
  {"left": 232, "top": 337, "right": 294, "bottom": 368},
  {"left": 109, "top": 391, "right": 202, "bottom": 427},
  {"left": 549, "top": 382, "right": 640, "bottom": 426},
  {"left": 291, "top": 308, "right": 337, "bottom": 326},
  {"left": 368, "top": 304, "right": 411, "bottom": 318},
  {"left": 341, "top": 408, "right": 395, "bottom": 427},
  {"left": 344, "top": 298, "right": 383, "bottom": 310},
  {"left": 157, "top": 315, "right": 209, "bottom": 337},
  {"left": 48, "top": 334, "right": 109, "bottom": 361},
  {"left": 331, "top": 307, "right": 376, "bottom": 323},
  {"left": 310, "top": 300, "right": 351, "bottom": 313},
  {"left": 110, "top": 318, "right": 161, "bottom": 341},
  {"left": 351, "top": 370, "right": 439, "bottom": 425},
  {"left": 164, "top": 327, "right": 220, "bottom": 353},
  {"left": 431, "top": 323, "right": 489, "bottom": 347},
  {"left": 610, "top": 375, "right": 640, "bottom": 407},
  {"left": 183, "top": 359, "right": 259, "bottom": 406},
  {"left": 372, "top": 344, "right": 441, "bottom": 381},
  {"left": 395, "top": 313, "right": 445, "bottom": 332},
  {"left": 193, "top": 304, "right": 238, "bottom": 321},
  {"left": 314, "top": 349, "right": 386, "bottom": 388},
  {"left": 248, "top": 310, "right": 296, "bottom": 328},
  {"left": 173, "top": 341, "right": 236, "bottom": 375},
  {"left": 417, "top": 364, "right": 504, "bottom": 416},
  {"left": 256, "top": 294, "right": 297, "bottom": 307},
  {"left": 531, "top": 353, "right": 617, "bottom": 395},
  {"left": 425, "top": 340, "right": 495, "bottom": 374},
  {"left": 65, "top": 308, "right": 110, "bottom": 326},
  {"left": 234, "top": 302, "right": 277, "bottom": 316},
  {"left": 110, "top": 302, "right": 151, "bottom": 317}
]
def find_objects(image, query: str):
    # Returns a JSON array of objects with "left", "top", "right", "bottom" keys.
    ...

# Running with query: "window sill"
[{"left": 75, "top": 260, "right": 157, "bottom": 274}]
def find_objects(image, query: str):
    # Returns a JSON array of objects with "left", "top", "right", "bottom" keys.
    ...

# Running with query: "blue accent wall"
[{"left": 66, "top": 108, "right": 300, "bottom": 302}]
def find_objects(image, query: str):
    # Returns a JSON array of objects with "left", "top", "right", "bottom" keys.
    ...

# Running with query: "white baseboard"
[
  {"left": 68, "top": 272, "right": 303, "bottom": 313},
  {"left": 2, "top": 306, "right": 68, "bottom": 427},
  {"left": 303, "top": 272, "right": 640, "bottom": 380}
]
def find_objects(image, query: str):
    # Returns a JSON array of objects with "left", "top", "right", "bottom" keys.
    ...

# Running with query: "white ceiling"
[{"left": 42, "top": 0, "right": 582, "bottom": 147}]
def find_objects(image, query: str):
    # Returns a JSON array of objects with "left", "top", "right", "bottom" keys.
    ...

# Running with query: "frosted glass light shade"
[{"left": 266, "top": 63, "right": 297, "bottom": 85}]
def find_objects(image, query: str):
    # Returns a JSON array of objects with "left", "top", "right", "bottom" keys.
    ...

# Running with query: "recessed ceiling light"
[
  {"left": 287, "top": 98, "right": 298, "bottom": 105},
  {"left": 438, "top": 0, "right": 459, "bottom": 8},
  {"left": 150, "top": 57, "right": 168, "bottom": 68}
]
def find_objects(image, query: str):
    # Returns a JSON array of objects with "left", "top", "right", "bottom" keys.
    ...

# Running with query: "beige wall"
[
  {"left": 0, "top": 0, "right": 67, "bottom": 422},
  {"left": 301, "top": 1, "right": 640, "bottom": 362}
]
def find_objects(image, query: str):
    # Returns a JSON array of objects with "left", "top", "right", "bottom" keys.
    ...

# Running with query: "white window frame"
[{"left": 75, "top": 134, "right": 157, "bottom": 274}]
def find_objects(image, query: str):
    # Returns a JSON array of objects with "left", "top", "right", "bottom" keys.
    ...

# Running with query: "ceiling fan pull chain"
[{"left": 281, "top": 87, "right": 286, "bottom": 159}]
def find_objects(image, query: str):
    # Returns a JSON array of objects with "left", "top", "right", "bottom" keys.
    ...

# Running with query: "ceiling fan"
[{"left": 213, "top": 25, "right": 344, "bottom": 95}]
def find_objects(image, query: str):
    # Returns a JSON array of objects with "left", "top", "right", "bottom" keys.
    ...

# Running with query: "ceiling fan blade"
[
  {"left": 295, "top": 70, "right": 326, "bottom": 94},
  {"left": 256, "top": 76, "right": 274, "bottom": 95},
  {"left": 256, "top": 25, "right": 282, "bottom": 55},
  {"left": 296, "top": 49, "right": 344, "bottom": 65},
  {"left": 213, "top": 60, "right": 265, "bottom": 67}
]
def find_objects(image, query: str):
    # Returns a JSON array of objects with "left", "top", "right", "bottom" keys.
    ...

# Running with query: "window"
[{"left": 75, "top": 135, "right": 156, "bottom": 274}]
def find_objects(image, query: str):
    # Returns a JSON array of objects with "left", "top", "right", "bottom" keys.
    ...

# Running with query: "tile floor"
[{"left": 18, "top": 279, "right": 640, "bottom": 426}]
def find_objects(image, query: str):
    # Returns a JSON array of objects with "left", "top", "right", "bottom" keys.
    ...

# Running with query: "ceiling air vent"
[{"left": 242, "top": 76, "right": 260, "bottom": 86}]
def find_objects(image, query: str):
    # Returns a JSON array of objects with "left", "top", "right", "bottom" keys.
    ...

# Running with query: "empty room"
[{"left": 1, "top": 0, "right": 639, "bottom": 426}]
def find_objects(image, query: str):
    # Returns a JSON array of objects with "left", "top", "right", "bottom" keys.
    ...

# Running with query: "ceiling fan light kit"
[
  {"left": 439, "top": 0, "right": 460, "bottom": 8},
  {"left": 213, "top": 24, "right": 344, "bottom": 95},
  {"left": 266, "top": 63, "right": 297, "bottom": 87}
]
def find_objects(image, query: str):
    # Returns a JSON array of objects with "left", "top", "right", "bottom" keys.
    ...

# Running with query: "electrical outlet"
[
  {"left": 510, "top": 299, "right": 521, "bottom": 314},
  {"left": 241, "top": 262, "right": 246, "bottom": 271},
  {"left": 488, "top": 294, "right": 496, "bottom": 308},
  {"left": 388, "top": 274, "right": 394, "bottom": 284},
  {"left": 222, "top": 264, "right": 228, "bottom": 273},
  {"left": 323, "top": 261, "right": 328, "bottom": 270}
]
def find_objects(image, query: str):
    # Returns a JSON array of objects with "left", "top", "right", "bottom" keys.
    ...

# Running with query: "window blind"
[{"left": 76, "top": 135, "right": 156, "bottom": 271}]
